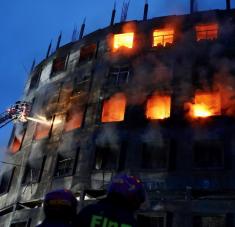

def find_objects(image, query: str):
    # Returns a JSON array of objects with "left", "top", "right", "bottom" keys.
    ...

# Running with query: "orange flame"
[
  {"left": 153, "top": 28, "right": 174, "bottom": 47},
  {"left": 195, "top": 23, "right": 218, "bottom": 41},
  {"left": 113, "top": 33, "right": 134, "bottom": 50},
  {"left": 146, "top": 94, "right": 171, "bottom": 120},
  {"left": 102, "top": 93, "right": 126, "bottom": 122},
  {"left": 10, "top": 136, "right": 21, "bottom": 153},
  {"left": 188, "top": 92, "right": 221, "bottom": 118}
]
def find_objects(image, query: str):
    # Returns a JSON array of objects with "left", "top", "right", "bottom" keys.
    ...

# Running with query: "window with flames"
[
  {"left": 113, "top": 33, "right": 134, "bottom": 50},
  {"left": 146, "top": 94, "right": 171, "bottom": 120},
  {"left": 101, "top": 93, "right": 126, "bottom": 122},
  {"left": 153, "top": 28, "right": 174, "bottom": 47},
  {"left": 187, "top": 92, "right": 221, "bottom": 118},
  {"left": 195, "top": 23, "right": 219, "bottom": 41},
  {"left": 9, "top": 127, "right": 26, "bottom": 154}
]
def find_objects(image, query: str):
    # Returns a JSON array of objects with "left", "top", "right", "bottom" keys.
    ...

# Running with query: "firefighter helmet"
[
  {"left": 108, "top": 174, "right": 146, "bottom": 210},
  {"left": 43, "top": 189, "right": 77, "bottom": 221}
]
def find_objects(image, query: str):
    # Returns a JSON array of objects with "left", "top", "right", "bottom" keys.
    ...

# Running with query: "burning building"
[{"left": 1, "top": 1, "right": 235, "bottom": 227}]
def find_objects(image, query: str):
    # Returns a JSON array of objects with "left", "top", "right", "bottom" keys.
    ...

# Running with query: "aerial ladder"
[{"left": 0, "top": 101, "right": 31, "bottom": 129}]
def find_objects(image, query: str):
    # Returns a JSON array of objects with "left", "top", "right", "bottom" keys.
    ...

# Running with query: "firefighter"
[
  {"left": 75, "top": 174, "right": 146, "bottom": 227},
  {"left": 37, "top": 189, "right": 77, "bottom": 227}
]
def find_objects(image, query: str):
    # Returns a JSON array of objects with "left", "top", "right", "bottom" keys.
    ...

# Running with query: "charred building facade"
[{"left": 1, "top": 6, "right": 235, "bottom": 227}]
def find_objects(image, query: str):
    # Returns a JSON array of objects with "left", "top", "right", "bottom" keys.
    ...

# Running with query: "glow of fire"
[
  {"left": 189, "top": 92, "right": 221, "bottom": 118},
  {"left": 153, "top": 28, "right": 174, "bottom": 47},
  {"left": 192, "top": 104, "right": 213, "bottom": 118},
  {"left": 10, "top": 136, "right": 21, "bottom": 153},
  {"left": 113, "top": 33, "right": 134, "bottom": 50},
  {"left": 195, "top": 23, "right": 218, "bottom": 41},
  {"left": 102, "top": 93, "right": 126, "bottom": 122},
  {"left": 146, "top": 95, "right": 171, "bottom": 120}
]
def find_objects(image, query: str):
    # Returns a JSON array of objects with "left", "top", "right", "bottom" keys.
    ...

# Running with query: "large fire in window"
[
  {"left": 188, "top": 92, "right": 221, "bottom": 118},
  {"left": 102, "top": 93, "right": 126, "bottom": 122},
  {"left": 196, "top": 23, "right": 218, "bottom": 41},
  {"left": 146, "top": 94, "right": 171, "bottom": 120},
  {"left": 113, "top": 33, "right": 134, "bottom": 50},
  {"left": 153, "top": 28, "right": 174, "bottom": 47}
]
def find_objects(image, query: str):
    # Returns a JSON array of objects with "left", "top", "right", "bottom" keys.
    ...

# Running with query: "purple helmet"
[
  {"left": 108, "top": 174, "right": 146, "bottom": 210},
  {"left": 43, "top": 189, "right": 77, "bottom": 220}
]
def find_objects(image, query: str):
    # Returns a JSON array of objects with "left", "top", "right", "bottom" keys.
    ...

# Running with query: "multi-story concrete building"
[{"left": 1, "top": 2, "right": 235, "bottom": 226}]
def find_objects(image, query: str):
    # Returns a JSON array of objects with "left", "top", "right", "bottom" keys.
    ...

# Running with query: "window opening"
[
  {"left": 193, "top": 140, "right": 224, "bottom": 169},
  {"left": 113, "top": 33, "right": 134, "bottom": 50},
  {"left": 153, "top": 28, "right": 174, "bottom": 47},
  {"left": 196, "top": 23, "right": 219, "bottom": 41},
  {"left": 146, "top": 94, "right": 171, "bottom": 120}
]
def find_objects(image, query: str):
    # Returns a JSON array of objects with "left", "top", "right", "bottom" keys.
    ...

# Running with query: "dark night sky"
[{"left": 0, "top": 0, "right": 233, "bottom": 158}]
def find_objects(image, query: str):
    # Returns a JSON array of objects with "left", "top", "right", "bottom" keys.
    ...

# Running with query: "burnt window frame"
[
  {"left": 21, "top": 156, "right": 46, "bottom": 186},
  {"left": 63, "top": 77, "right": 90, "bottom": 132},
  {"left": 33, "top": 83, "right": 62, "bottom": 140},
  {"left": 106, "top": 65, "right": 131, "bottom": 87},
  {"left": 50, "top": 54, "right": 69, "bottom": 77},
  {"left": 54, "top": 148, "right": 79, "bottom": 178},
  {"left": 78, "top": 43, "right": 97, "bottom": 64},
  {"left": 72, "top": 75, "right": 91, "bottom": 96},
  {"left": 193, "top": 140, "right": 225, "bottom": 170},
  {"left": 192, "top": 58, "right": 215, "bottom": 88},
  {"left": 193, "top": 214, "right": 228, "bottom": 227},
  {"left": 0, "top": 167, "right": 15, "bottom": 195},
  {"left": 141, "top": 141, "right": 171, "bottom": 171},
  {"left": 28, "top": 68, "right": 42, "bottom": 91},
  {"left": 93, "top": 144, "right": 119, "bottom": 171}
]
